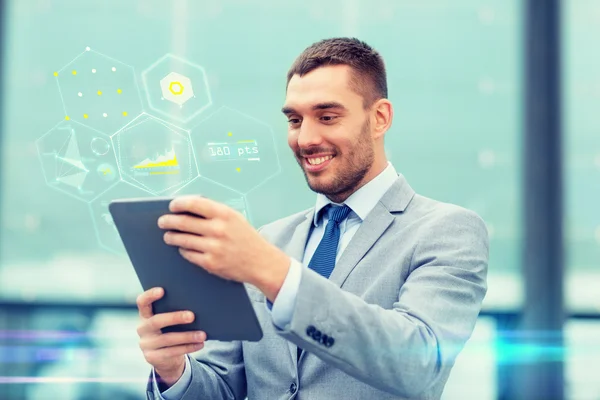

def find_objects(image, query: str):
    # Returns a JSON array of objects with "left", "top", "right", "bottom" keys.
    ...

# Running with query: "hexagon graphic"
[
  {"left": 112, "top": 113, "right": 199, "bottom": 195},
  {"left": 89, "top": 181, "right": 156, "bottom": 255},
  {"left": 190, "top": 106, "right": 281, "bottom": 194},
  {"left": 174, "top": 176, "right": 251, "bottom": 223},
  {"left": 160, "top": 72, "right": 194, "bottom": 106},
  {"left": 142, "top": 54, "right": 212, "bottom": 124},
  {"left": 36, "top": 119, "right": 120, "bottom": 202},
  {"left": 53, "top": 46, "right": 143, "bottom": 135}
]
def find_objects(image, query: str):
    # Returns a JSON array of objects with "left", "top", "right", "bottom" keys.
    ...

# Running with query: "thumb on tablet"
[{"left": 137, "top": 287, "right": 164, "bottom": 319}]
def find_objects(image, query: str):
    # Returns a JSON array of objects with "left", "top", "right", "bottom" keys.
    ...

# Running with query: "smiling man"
[{"left": 138, "top": 37, "right": 489, "bottom": 400}]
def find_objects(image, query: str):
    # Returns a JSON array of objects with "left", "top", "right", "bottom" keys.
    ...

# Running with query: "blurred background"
[{"left": 0, "top": 0, "right": 598, "bottom": 399}]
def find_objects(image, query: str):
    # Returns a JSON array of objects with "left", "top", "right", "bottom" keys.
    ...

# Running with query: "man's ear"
[{"left": 372, "top": 99, "right": 393, "bottom": 140}]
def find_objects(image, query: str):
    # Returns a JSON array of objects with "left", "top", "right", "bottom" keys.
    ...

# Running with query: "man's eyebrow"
[
  {"left": 312, "top": 102, "right": 346, "bottom": 111},
  {"left": 281, "top": 102, "right": 347, "bottom": 115},
  {"left": 281, "top": 106, "right": 297, "bottom": 115}
]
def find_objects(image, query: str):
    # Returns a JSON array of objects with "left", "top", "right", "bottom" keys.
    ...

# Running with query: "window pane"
[
  {"left": 565, "top": 320, "right": 600, "bottom": 399},
  {"left": 564, "top": 0, "right": 600, "bottom": 313},
  {"left": 0, "top": 0, "right": 522, "bottom": 308}
]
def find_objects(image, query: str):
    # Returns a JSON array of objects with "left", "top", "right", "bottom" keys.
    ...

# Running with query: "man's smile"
[{"left": 303, "top": 155, "right": 335, "bottom": 172}]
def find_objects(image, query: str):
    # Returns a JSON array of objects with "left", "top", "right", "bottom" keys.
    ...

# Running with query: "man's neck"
[{"left": 326, "top": 159, "right": 389, "bottom": 204}]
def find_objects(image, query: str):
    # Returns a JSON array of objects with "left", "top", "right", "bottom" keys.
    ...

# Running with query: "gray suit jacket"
[{"left": 147, "top": 174, "right": 489, "bottom": 399}]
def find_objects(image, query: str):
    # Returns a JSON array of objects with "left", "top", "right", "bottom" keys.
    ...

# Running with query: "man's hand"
[
  {"left": 136, "top": 287, "right": 206, "bottom": 388},
  {"left": 157, "top": 195, "right": 291, "bottom": 301}
]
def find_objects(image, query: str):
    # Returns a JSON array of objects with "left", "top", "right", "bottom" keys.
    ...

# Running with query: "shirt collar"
[{"left": 313, "top": 162, "right": 399, "bottom": 226}]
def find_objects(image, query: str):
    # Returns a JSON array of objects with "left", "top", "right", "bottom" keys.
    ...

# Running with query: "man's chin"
[
  {"left": 306, "top": 178, "right": 338, "bottom": 196},
  {"left": 305, "top": 178, "right": 330, "bottom": 195},
  {"left": 302, "top": 167, "right": 347, "bottom": 196}
]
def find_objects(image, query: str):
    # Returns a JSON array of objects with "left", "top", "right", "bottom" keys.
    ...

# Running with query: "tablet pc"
[{"left": 109, "top": 197, "right": 263, "bottom": 342}]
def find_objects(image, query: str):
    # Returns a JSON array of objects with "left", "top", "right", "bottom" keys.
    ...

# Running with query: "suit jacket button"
[
  {"left": 320, "top": 334, "right": 328, "bottom": 345},
  {"left": 312, "top": 330, "right": 322, "bottom": 342},
  {"left": 326, "top": 337, "right": 335, "bottom": 347},
  {"left": 289, "top": 382, "right": 298, "bottom": 394},
  {"left": 306, "top": 325, "right": 316, "bottom": 337}
]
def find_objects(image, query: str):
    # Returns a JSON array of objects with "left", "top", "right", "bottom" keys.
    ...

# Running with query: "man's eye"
[
  {"left": 288, "top": 118, "right": 301, "bottom": 124},
  {"left": 321, "top": 116, "right": 336, "bottom": 122}
]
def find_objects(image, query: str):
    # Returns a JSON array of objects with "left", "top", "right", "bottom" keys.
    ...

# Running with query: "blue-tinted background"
[{"left": 0, "top": 0, "right": 598, "bottom": 399}]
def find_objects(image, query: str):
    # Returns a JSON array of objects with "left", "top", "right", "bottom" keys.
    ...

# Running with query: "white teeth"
[{"left": 307, "top": 155, "right": 333, "bottom": 165}]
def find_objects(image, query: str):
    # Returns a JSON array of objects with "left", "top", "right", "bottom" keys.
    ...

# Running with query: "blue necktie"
[
  {"left": 307, "top": 204, "right": 352, "bottom": 279},
  {"left": 298, "top": 204, "right": 351, "bottom": 360}
]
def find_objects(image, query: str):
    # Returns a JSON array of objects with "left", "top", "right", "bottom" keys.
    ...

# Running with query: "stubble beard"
[{"left": 298, "top": 118, "right": 374, "bottom": 203}]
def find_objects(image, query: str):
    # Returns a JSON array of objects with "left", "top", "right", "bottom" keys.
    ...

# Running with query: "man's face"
[{"left": 283, "top": 65, "right": 375, "bottom": 202}]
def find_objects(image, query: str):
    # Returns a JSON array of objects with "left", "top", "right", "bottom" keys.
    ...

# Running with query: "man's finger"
[
  {"left": 141, "top": 330, "right": 207, "bottom": 351},
  {"left": 164, "top": 232, "right": 207, "bottom": 251},
  {"left": 169, "top": 196, "right": 222, "bottom": 219},
  {"left": 144, "top": 343, "right": 205, "bottom": 364},
  {"left": 158, "top": 214, "right": 214, "bottom": 237},
  {"left": 137, "top": 287, "right": 163, "bottom": 319},
  {"left": 179, "top": 248, "right": 209, "bottom": 269},
  {"left": 141, "top": 310, "right": 195, "bottom": 335}
]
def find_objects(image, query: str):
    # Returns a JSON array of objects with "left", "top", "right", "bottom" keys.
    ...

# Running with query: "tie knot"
[{"left": 327, "top": 204, "right": 351, "bottom": 223}]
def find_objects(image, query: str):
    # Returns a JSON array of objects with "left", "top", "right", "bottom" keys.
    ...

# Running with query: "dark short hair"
[{"left": 286, "top": 37, "right": 388, "bottom": 108}]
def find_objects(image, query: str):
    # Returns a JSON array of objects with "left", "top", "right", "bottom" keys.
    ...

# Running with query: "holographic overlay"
[
  {"left": 112, "top": 113, "right": 199, "bottom": 195},
  {"left": 36, "top": 120, "right": 120, "bottom": 202},
  {"left": 190, "top": 106, "right": 281, "bottom": 194}
]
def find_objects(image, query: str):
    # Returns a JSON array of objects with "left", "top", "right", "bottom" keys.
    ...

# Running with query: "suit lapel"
[
  {"left": 328, "top": 202, "right": 394, "bottom": 287},
  {"left": 330, "top": 174, "right": 415, "bottom": 288}
]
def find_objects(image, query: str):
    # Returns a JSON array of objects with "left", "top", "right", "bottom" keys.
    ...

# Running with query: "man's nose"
[{"left": 297, "top": 120, "right": 323, "bottom": 148}]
